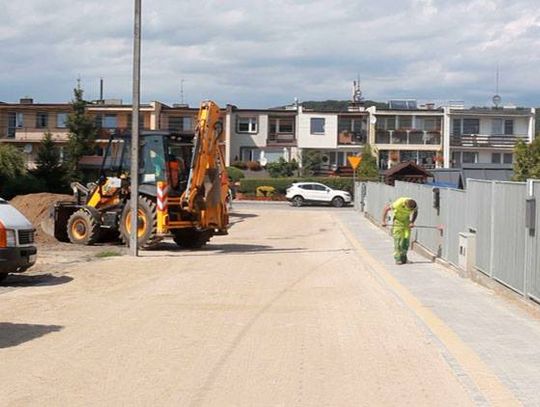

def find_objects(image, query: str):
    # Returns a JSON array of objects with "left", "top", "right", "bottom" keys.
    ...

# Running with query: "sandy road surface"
[{"left": 0, "top": 206, "right": 475, "bottom": 406}]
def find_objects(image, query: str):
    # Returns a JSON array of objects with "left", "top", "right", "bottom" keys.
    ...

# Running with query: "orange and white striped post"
[{"left": 156, "top": 181, "right": 168, "bottom": 234}]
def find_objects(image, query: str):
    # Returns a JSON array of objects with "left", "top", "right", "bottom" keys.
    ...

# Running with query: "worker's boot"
[{"left": 401, "top": 254, "right": 408, "bottom": 264}]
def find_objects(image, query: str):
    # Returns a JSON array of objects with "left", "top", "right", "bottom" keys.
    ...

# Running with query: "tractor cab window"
[
  {"left": 141, "top": 136, "right": 166, "bottom": 184},
  {"left": 166, "top": 139, "right": 193, "bottom": 192}
]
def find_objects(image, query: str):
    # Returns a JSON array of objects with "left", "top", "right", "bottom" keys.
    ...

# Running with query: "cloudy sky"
[{"left": 0, "top": 0, "right": 539, "bottom": 108}]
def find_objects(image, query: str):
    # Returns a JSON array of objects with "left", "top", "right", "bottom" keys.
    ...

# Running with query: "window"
[
  {"left": 16, "top": 112, "right": 24, "bottom": 128},
  {"left": 376, "top": 116, "right": 396, "bottom": 131},
  {"left": 491, "top": 153, "right": 501, "bottom": 163},
  {"left": 491, "top": 119, "right": 503, "bottom": 135},
  {"left": 237, "top": 117, "right": 257, "bottom": 133},
  {"left": 169, "top": 116, "right": 193, "bottom": 132},
  {"left": 462, "top": 152, "right": 478, "bottom": 163},
  {"left": 338, "top": 118, "right": 364, "bottom": 133},
  {"left": 397, "top": 116, "right": 412, "bottom": 130},
  {"left": 503, "top": 153, "right": 513, "bottom": 164},
  {"left": 7, "top": 113, "right": 16, "bottom": 138},
  {"left": 504, "top": 120, "right": 514, "bottom": 135},
  {"left": 57, "top": 113, "right": 68, "bottom": 128},
  {"left": 36, "top": 112, "right": 48, "bottom": 128},
  {"left": 240, "top": 147, "right": 261, "bottom": 161},
  {"left": 310, "top": 118, "right": 325, "bottom": 134},
  {"left": 299, "top": 184, "right": 313, "bottom": 190},
  {"left": 422, "top": 117, "right": 440, "bottom": 131},
  {"left": 462, "top": 119, "right": 479, "bottom": 135},
  {"left": 270, "top": 118, "right": 294, "bottom": 134},
  {"left": 103, "top": 114, "right": 117, "bottom": 129},
  {"left": 312, "top": 184, "right": 326, "bottom": 191},
  {"left": 452, "top": 119, "right": 462, "bottom": 136}
]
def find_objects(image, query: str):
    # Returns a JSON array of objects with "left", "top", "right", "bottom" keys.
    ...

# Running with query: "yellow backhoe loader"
[{"left": 43, "top": 100, "right": 229, "bottom": 249}]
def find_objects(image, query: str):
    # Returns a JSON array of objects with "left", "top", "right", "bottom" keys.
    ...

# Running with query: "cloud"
[{"left": 0, "top": 0, "right": 539, "bottom": 108}]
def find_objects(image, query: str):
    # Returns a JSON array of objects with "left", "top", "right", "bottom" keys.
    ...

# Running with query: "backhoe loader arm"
[{"left": 182, "top": 101, "right": 229, "bottom": 230}]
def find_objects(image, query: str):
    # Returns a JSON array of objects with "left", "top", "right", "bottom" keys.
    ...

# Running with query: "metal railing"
[
  {"left": 375, "top": 129, "right": 441, "bottom": 145},
  {"left": 266, "top": 133, "right": 296, "bottom": 145},
  {"left": 450, "top": 134, "right": 529, "bottom": 147}
]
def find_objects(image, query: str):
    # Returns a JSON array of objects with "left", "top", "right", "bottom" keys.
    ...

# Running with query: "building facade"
[{"left": 0, "top": 97, "right": 536, "bottom": 173}]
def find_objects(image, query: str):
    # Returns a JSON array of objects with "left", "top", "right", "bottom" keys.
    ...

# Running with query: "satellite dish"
[
  {"left": 370, "top": 116, "right": 377, "bottom": 125},
  {"left": 23, "top": 144, "right": 32, "bottom": 153},
  {"left": 493, "top": 94, "right": 501, "bottom": 107}
]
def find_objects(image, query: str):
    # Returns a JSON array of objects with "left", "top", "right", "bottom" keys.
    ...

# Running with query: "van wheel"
[
  {"left": 331, "top": 196, "right": 345, "bottom": 208},
  {"left": 67, "top": 209, "right": 101, "bottom": 245},
  {"left": 0, "top": 273, "right": 8, "bottom": 283},
  {"left": 292, "top": 195, "right": 304, "bottom": 207}
]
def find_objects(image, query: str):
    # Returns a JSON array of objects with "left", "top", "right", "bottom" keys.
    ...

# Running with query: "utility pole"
[{"left": 130, "top": 0, "right": 142, "bottom": 256}]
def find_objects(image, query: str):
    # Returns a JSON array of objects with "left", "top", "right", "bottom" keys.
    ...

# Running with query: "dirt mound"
[{"left": 10, "top": 193, "right": 73, "bottom": 244}]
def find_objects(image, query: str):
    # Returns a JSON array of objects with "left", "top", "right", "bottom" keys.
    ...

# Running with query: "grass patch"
[{"left": 95, "top": 250, "right": 123, "bottom": 258}]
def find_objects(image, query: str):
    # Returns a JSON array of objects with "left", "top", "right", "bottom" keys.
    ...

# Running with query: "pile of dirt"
[{"left": 10, "top": 193, "right": 74, "bottom": 244}]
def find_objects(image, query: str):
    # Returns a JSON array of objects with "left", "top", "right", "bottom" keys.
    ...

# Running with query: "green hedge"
[{"left": 239, "top": 177, "right": 357, "bottom": 194}]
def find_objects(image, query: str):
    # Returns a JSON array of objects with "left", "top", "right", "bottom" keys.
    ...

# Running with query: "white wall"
[
  {"left": 297, "top": 112, "right": 337, "bottom": 149},
  {"left": 228, "top": 113, "right": 268, "bottom": 162}
]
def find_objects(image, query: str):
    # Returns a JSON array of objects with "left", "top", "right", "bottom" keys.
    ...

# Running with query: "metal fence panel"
[
  {"left": 491, "top": 182, "right": 527, "bottom": 293},
  {"left": 528, "top": 181, "right": 540, "bottom": 301},
  {"left": 467, "top": 180, "right": 493, "bottom": 275},
  {"left": 440, "top": 188, "right": 467, "bottom": 266}
]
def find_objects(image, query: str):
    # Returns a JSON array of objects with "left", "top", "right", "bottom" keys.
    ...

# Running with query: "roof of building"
[
  {"left": 383, "top": 161, "right": 433, "bottom": 177},
  {"left": 449, "top": 107, "right": 533, "bottom": 116},
  {"left": 428, "top": 164, "right": 514, "bottom": 189}
]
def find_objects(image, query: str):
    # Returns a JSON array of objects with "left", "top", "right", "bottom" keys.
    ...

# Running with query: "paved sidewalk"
[{"left": 339, "top": 211, "right": 540, "bottom": 406}]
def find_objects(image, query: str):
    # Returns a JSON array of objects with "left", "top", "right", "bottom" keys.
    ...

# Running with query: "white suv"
[{"left": 286, "top": 182, "right": 352, "bottom": 207}]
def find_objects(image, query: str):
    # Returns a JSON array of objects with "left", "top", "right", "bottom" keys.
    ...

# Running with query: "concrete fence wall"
[{"left": 357, "top": 179, "right": 540, "bottom": 300}]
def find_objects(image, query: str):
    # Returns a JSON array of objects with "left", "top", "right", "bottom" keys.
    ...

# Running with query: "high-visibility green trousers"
[{"left": 392, "top": 224, "right": 411, "bottom": 261}]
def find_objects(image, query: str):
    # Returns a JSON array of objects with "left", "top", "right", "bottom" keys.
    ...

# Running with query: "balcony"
[
  {"left": 450, "top": 134, "right": 529, "bottom": 148},
  {"left": 267, "top": 133, "right": 296, "bottom": 146},
  {"left": 12, "top": 128, "right": 69, "bottom": 142},
  {"left": 338, "top": 130, "right": 367, "bottom": 145},
  {"left": 375, "top": 129, "right": 441, "bottom": 145}
]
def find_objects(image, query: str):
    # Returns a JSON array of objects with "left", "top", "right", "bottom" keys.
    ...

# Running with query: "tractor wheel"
[
  {"left": 172, "top": 228, "right": 211, "bottom": 249},
  {"left": 119, "top": 196, "right": 159, "bottom": 249},
  {"left": 67, "top": 209, "right": 101, "bottom": 245}
]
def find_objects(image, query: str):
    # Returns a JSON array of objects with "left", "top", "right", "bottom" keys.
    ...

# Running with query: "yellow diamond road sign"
[{"left": 348, "top": 156, "right": 362, "bottom": 170}]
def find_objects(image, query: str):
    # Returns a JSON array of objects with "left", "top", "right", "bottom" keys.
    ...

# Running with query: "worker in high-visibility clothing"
[{"left": 381, "top": 197, "right": 418, "bottom": 265}]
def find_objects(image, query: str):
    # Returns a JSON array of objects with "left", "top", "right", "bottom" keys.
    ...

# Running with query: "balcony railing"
[
  {"left": 338, "top": 130, "right": 367, "bottom": 145},
  {"left": 450, "top": 134, "right": 529, "bottom": 148},
  {"left": 11, "top": 128, "right": 70, "bottom": 142},
  {"left": 267, "top": 133, "right": 296, "bottom": 146},
  {"left": 375, "top": 129, "right": 441, "bottom": 145}
]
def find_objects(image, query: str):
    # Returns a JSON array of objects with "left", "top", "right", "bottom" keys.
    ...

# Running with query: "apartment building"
[
  {"left": 296, "top": 106, "right": 368, "bottom": 171},
  {"left": 0, "top": 98, "right": 72, "bottom": 168},
  {"left": 443, "top": 105, "right": 536, "bottom": 168},
  {"left": 368, "top": 101, "right": 444, "bottom": 170}
]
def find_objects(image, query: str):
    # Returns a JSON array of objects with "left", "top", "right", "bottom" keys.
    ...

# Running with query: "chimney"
[{"left": 20, "top": 97, "right": 34, "bottom": 105}]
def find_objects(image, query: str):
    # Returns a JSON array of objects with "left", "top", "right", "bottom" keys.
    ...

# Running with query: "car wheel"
[
  {"left": 331, "top": 196, "right": 345, "bottom": 208},
  {"left": 0, "top": 273, "right": 8, "bottom": 283},
  {"left": 291, "top": 195, "right": 304, "bottom": 207}
]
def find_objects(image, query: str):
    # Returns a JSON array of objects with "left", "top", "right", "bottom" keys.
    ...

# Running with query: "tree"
[
  {"left": 513, "top": 137, "right": 540, "bottom": 181},
  {"left": 0, "top": 144, "right": 26, "bottom": 183},
  {"left": 65, "top": 84, "right": 96, "bottom": 182},
  {"left": 300, "top": 150, "right": 322, "bottom": 176},
  {"left": 32, "top": 131, "right": 67, "bottom": 192},
  {"left": 356, "top": 144, "right": 379, "bottom": 180},
  {"left": 267, "top": 158, "right": 299, "bottom": 178}
]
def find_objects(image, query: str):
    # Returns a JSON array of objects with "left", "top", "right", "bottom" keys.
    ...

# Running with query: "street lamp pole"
[{"left": 130, "top": 0, "right": 142, "bottom": 256}]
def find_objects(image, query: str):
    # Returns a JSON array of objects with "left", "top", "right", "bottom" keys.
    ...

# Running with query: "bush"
[
  {"left": 226, "top": 166, "right": 245, "bottom": 182},
  {"left": 256, "top": 186, "right": 275, "bottom": 197},
  {"left": 266, "top": 158, "right": 299, "bottom": 178},
  {"left": 231, "top": 160, "right": 248, "bottom": 170},
  {"left": 1, "top": 174, "right": 48, "bottom": 200},
  {"left": 246, "top": 160, "right": 262, "bottom": 171},
  {"left": 239, "top": 177, "right": 354, "bottom": 195}
]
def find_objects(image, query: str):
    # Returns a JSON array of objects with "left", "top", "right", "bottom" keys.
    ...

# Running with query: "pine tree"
[
  {"left": 356, "top": 144, "right": 379, "bottom": 180},
  {"left": 33, "top": 132, "right": 67, "bottom": 192},
  {"left": 65, "top": 84, "right": 96, "bottom": 182},
  {"left": 0, "top": 144, "right": 26, "bottom": 183}
]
